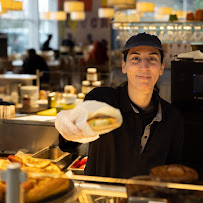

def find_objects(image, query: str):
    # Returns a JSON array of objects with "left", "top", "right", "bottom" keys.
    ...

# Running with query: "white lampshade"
[
  {"left": 157, "top": 7, "right": 173, "bottom": 15},
  {"left": 136, "top": 2, "right": 155, "bottom": 13},
  {"left": 40, "top": 12, "right": 51, "bottom": 20},
  {"left": 0, "top": 0, "right": 23, "bottom": 11},
  {"left": 64, "top": 1, "right": 84, "bottom": 13},
  {"left": 108, "top": 0, "right": 136, "bottom": 8},
  {"left": 50, "top": 11, "right": 67, "bottom": 21},
  {"left": 70, "top": 11, "right": 85, "bottom": 20},
  {"left": 98, "top": 8, "right": 114, "bottom": 18},
  {"left": 173, "top": 10, "right": 185, "bottom": 19}
]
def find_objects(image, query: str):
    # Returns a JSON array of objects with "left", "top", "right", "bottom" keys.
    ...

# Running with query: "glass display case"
[{"left": 111, "top": 21, "right": 203, "bottom": 50}]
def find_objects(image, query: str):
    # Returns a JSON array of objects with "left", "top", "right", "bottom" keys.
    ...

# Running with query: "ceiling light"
[
  {"left": 40, "top": 12, "right": 51, "bottom": 20},
  {"left": 50, "top": 11, "right": 67, "bottom": 21},
  {"left": 98, "top": 8, "right": 114, "bottom": 18},
  {"left": 136, "top": 2, "right": 155, "bottom": 13},
  {"left": 70, "top": 11, "right": 85, "bottom": 20},
  {"left": 107, "top": 0, "right": 136, "bottom": 9},
  {"left": 64, "top": 1, "right": 84, "bottom": 13}
]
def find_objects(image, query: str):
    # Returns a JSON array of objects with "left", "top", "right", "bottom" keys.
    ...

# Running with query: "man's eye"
[
  {"left": 132, "top": 57, "right": 140, "bottom": 61},
  {"left": 149, "top": 57, "right": 157, "bottom": 61}
]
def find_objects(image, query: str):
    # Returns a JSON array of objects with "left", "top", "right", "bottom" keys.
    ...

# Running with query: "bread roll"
[
  {"left": 87, "top": 117, "right": 117, "bottom": 131},
  {"left": 24, "top": 178, "right": 70, "bottom": 202}
]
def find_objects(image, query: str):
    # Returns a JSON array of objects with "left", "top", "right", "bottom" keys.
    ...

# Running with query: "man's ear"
[
  {"left": 122, "top": 59, "right": 127, "bottom": 74},
  {"left": 159, "top": 61, "right": 165, "bottom": 76}
]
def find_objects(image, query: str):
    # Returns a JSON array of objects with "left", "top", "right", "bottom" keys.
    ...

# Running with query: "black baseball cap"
[{"left": 122, "top": 32, "right": 164, "bottom": 55}]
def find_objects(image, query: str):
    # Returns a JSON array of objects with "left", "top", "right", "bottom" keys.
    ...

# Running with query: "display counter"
[
  {"left": 0, "top": 74, "right": 37, "bottom": 86},
  {"left": 0, "top": 114, "right": 58, "bottom": 154}
]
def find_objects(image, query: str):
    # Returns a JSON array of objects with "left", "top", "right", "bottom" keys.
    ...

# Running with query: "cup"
[{"left": 20, "top": 86, "right": 39, "bottom": 107}]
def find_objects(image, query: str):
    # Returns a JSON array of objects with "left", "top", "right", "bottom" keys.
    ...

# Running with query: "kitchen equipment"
[
  {"left": 171, "top": 60, "right": 203, "bottom": 104},
  {"left": 67, "top": 156, "right": 85, "bottom": 175},
  {"left": 32, "top": 146, "right": 74, "bottom": 170}
]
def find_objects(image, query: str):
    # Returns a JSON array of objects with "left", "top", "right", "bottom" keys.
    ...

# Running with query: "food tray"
[
  {"left": 32, "top": 146, "right": 73, "bottom": 170},
  {"left": 67, "top": 156, "right": 85, "bottom": 175}
]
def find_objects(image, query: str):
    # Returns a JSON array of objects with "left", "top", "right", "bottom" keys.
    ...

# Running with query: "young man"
[{"left": 55, "top": 33, "right": 184, "bottom": 178}]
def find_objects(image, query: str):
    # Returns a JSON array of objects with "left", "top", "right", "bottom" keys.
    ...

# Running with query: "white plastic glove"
[
  {"left": 55, "top": 100, "right": 122, "bottom": 143},
  {"left": 55, "top": 108, "right": 99, "bottom": 143}
]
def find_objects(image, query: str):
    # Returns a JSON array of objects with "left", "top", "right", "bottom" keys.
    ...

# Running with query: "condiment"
[
  {"left": 48, "top": 92, "right": 57, "bottom": 109},
  {"left": 92, "top": 81, "right": 102, "bottom": 89},
  {"left": 0, "top": 101, "right": 15, "bottom": 119},
  {"left": 81, "top": 80, "right": 91, "bottom": 94},
  {"left": 77, "top": 93, "right": 85, "bottom": 100},
  {"left": 86, "top": 68, "right": 98, "bottom": 82}
]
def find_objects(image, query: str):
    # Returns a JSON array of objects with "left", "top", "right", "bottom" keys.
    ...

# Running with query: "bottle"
[
  {"left": 92, "top": 81, "right": 102, "bottom": 90},
  {"left": 86, "top": 68, "right": 98, "bottom": 82},
  {"left": 81, "top": 80, "right": 91, "bottom": 94}
]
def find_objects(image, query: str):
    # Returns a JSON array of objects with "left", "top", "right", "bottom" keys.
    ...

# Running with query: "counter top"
[
  {"left": 1, "top": 114, "right": 55, "bottom": 126},
  {"left": 0, "top": 74, "right": 37, "bottom": 80}
]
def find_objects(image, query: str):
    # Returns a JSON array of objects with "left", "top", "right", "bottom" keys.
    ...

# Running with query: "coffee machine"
[{"left": 171, "top": 58, "right": 203, "bottom": 179}]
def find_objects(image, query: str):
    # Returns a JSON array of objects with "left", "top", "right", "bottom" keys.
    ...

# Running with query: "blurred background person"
[
  {"left": 23, "top": 49, "right": 50, "bottom": 85},
  {"left": 86, "top": 40, "right": 109, "bottom": 66},
  {"left": 61, "top": 33, "right": 75, "bottom": 52},
  {"left": 86, "top": 33, "right": 93, "bottom": 46},
  {"left": 41, "top": 34, "right": 53, "bottom": 51}
]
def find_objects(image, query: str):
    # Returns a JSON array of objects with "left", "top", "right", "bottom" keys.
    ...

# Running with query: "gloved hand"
[
  {"left": 55, "top": 108, "right": 99, "bottom": 143},
  {"left": 55, "top": 100, "right": 122, "bottom": 143}
]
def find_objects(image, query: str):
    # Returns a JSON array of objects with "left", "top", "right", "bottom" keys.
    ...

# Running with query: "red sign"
[{"left": 79, "top": 0, "right": 92, "bottom": 11}]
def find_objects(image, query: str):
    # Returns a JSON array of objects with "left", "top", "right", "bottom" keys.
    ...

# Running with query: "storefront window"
[{"left": 0, "top": 0, "right": 58, "bottom": 55}]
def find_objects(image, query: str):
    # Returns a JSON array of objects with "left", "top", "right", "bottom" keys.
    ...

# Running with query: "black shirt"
[
  {"left": 129, "top": 93, "right": 158, "bottom": 135},
  {"left": 59, "top": 83, "right": 184, "bottom": 178}
]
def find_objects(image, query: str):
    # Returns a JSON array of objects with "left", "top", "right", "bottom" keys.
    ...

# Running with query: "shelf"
[{"left": 111, "top": 21, "right": 203, "bottom": 24}]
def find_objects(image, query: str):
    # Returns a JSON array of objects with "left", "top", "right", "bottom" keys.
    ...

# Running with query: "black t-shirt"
[{"left": 129, "top": 93, "right": 158, "bottom": 135}]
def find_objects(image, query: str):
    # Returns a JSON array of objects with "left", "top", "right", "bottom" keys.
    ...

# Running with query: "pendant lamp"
[
  {"left": 0, "top": 0, "right": 23, "bottom": 11},
  {"left": 70, "top": 11, "right": 85, "bottom": 20},
  {"left": 64, "top": 1, "right": 84, "bottom": 13},
  {"left": 107, "top": 0, "right": 136, "bottom": 9},
  {"left": 98, "top": 8, "right": 114, "bottom": 18},
  {"left": 40, "top": 12, "right": 51, "bottom": 20},
  {"left": 136, "top": 2, "right": 155, "bottom": 13},
  {"left": 50, "top": 11, "right": 67, "bottom": 21}
]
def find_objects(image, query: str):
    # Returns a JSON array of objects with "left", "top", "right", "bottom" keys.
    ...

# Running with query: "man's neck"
[{"left": 128, "top": 86, "right": 153, "bottom": 110}]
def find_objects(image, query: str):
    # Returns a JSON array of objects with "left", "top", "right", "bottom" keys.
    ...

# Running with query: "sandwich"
[{"left": 87, "top": 117, "right": 118, "bottom": 131}]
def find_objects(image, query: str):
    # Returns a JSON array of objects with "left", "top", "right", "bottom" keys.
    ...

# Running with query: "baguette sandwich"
[{"left": 87, "top": 117, "right": 118, "bottom": 131}]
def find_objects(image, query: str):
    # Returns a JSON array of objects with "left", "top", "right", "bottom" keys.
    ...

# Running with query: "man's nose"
[{"left": 140, "top": 59, "right": 149, "bottom": 69}]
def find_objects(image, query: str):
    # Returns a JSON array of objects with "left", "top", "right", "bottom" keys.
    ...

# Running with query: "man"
[
  {"left": 41, "top": 34, "right": 53, "bottom": 51},
  {"left": 23, "top": 49, "right": 49, "bottom": 84},
  {"left": 55, "top": 33, "right": 184, "bottom": 178},
  {"left": 61, "top": 33, "right": 75, "bottom": 54}
]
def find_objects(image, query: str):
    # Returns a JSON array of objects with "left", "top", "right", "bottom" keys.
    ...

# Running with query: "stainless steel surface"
[
  {"left": 32, "top": 146, "right": 73, "bottom": 170},
  {"left": 0, "top": 117, "right": 58, "bottom": 153},
  {"left": 0, "top": 74, "right": 37, "bottom": 86},
  {"left": 65, "top": 181, "right": 127, "bottom": 203},
  {"left": 67, "top": 156, "right": 84, "bottom": 175},
  {"left": 69, "top": 175, "right": 203, "bottom": 192}
]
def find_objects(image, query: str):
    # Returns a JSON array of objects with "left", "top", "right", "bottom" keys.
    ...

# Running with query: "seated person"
[
  {"left": 23, "top": 49, "right": 50, "bottom": 84},
  {"left": 41, "top": 34, "right": 53, "bottom": 51}
]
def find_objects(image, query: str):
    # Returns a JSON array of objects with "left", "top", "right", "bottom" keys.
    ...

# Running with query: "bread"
[
  {"left": 150, "top": 164, "right": 199, "bottom": 183},
  {"left": 87, "top": 117, "right": 118, "bottom": 131},
  {"left": 0, "top": 155, "right": 71, "bottom": 203},
  {"left": 24, "top": 178, "right": 70, "bottom": 203},
  {"left": 21, "top": 156, "right": 51, "bottom": 168},
  {"left": 0, "top": 183, "right": 6, "bottom": 202}
]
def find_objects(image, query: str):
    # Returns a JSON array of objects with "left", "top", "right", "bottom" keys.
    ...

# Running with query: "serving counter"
[{"left": 0, "top": 115, "right": 58, "bottom": 154}]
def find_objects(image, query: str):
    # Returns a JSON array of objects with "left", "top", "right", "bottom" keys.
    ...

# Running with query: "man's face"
[{"left": 122, "top": 46, "right": 165, "bottom": 94}]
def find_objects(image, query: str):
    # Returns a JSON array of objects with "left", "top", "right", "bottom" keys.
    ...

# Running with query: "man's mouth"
[{"left": 136, "top": 75, "right": 151, "bottom": 79}]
